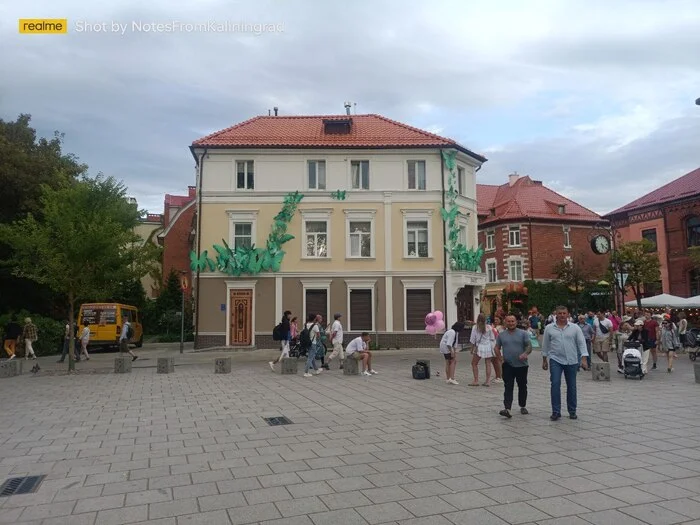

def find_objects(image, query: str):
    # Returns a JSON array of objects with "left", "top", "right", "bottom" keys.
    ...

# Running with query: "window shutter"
[
  {"left": 406, "top": 290, "right": 431, "bottom": 331},
  {"left": 350, "top": 289, "right": 372, "bottom": 331}
]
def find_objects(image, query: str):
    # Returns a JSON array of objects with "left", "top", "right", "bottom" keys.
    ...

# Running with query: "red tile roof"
[
  {"left": 477, "top": 175, "right": 602, "bottom": 225},
  {"left": 191, "top": 114, "right": 486, "bottom": 161},
  {"left": 165, "top": 194, "right": 193, "bottom": 207},
  {"left": 605, "top": 167, "right": 700, "bottom": 216}
]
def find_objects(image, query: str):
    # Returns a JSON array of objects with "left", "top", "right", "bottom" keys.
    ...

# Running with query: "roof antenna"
[
  {"left": 354, "top": 102, "right": 357, "bottom": 115},
  {"left": 344, "top": 101, "right": 352, "bottom": 116},
  {"left": 268, "top": 109, "right": 271, "bottom": 116},
  {"left": 273, "top": 107, "right": 278, "bottom": 116}
]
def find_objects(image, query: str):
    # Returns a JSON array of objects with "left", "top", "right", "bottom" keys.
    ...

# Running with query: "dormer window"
[
  {"left": 558, "top": 205, "right": 566, "bottom": 214},
  {"left": 323, "top": 118, "right": 352, "bottom": 134}
]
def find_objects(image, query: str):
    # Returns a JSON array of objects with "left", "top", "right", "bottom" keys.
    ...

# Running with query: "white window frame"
[
  {"left": 508, "top": 257, "right": 524, "bottom": 282},
  {"left": 457, "top": 165, "right": 466, "bottom": 196},
  {"left": 301, "top": 209, "right": 332, "bottom": 259},
  {"left": 508, "top": 225, "right": 521, "bottom": 247},
  {"left": 225, "top": 280, "right": 256, "bottom": 347},
  {"left": 563, "top": 226, "right": 571, "bottom": 248},
  {"left": 350, "top": 160, "right": 370, "bottom": 190},
  {"left": 234, "top": 160, "right": 255, "bottom": 190},
  {"left": 485, "top": 230, "right": 495, "bottom": 251},
  {"left": 406, "top": 160, "right": 427, "bottom": 190},
  {"left": 345, "top": 279, "right": 377, "bottom": 332},
  {"left": 344, "top": 209, "right": 376, "bottom": 259},
  {"left": 301, "top": 279, "right": 332, "bottom": 323},
  {"left": 485, "top": 258, "right": 497, "bottom": 283},
  {"left": 458, "top": 217, "right": 468, "bottom": 247},
  {"left": 227, "top": 210, "right": 258, "bottom": 250},
  {"left": 307, "top": 160, "right": 327, "bottom": 190},
  {"left": 402, "top": 279, "right": 436, "bottom": 332},
  {"left": 402, "top": 209, "right": 433, "bottom": 259}
]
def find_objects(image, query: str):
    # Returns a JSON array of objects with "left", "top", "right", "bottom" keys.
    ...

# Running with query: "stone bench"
[
  {"left": 591, "top": 362, "right": 610, "bottom": 381},
  {"left": 343, "top": 356, "right": 360, "bottom": 375},
  {"left": 157, "top": 357, "right": 175, "bottom": 374},
  {"left": 279, "top": 357, "right": 297, "bottom": 375},
  {"left": 215, "top": 357, "right": 231, "bottom": 374},
  {"left": 114, "top": 356, "right": 132, "bottom": 374},
  {"left": 0, "top": 360, "right": 22, "bottom": 378}
]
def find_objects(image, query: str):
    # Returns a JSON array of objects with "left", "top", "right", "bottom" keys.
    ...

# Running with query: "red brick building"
[
  {"left": 157, "top": 186, "right": 196, "bottom": 291},
  {"left": 477, "top": 173, "right": 610, "bottom": 313},
  {"left": 605, "top": 167, "right": 700, "bottom": 298}
]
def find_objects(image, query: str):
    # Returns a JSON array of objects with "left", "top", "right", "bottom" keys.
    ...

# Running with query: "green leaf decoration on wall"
[
  {"left": 189, "top": 191, "right": 304, "bottom": 276},
  {"left": 330, "top": 190, "right": 347, "bottom": 200},
  {"left": 440, "top": 150, "right": 484, "bottom": 273}
]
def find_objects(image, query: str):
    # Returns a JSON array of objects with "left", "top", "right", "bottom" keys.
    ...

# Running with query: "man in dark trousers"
[
  {"left": 495, "top": 315, "right": 532, "bottom": 418},
  {"left": 3, "top": 315, "right": 22, "bottom": 360}
]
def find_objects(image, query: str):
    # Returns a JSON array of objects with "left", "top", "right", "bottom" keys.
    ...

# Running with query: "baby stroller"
[
  {"left": 622, "top": 340, "right": 644, "bottom": 380},
  {"left": 288, "top": 337, "right": 305, "bottom": 359}
]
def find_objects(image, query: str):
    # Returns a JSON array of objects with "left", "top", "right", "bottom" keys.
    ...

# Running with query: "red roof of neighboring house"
[
  {"left": 165, "top": 194, "right": 192, "bottom": 207},
  {"left": 605, "top": 167, "right": 700, "bottom": 216},
  {"left": 191, "top": 114, "right": 486, "bottom": 161},
  {"left": 477, "top": 175, "right": 602, "bottom": 225}
]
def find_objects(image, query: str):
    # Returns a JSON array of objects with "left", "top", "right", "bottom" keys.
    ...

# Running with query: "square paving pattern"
[{"left": 1, "top": 349, "right": 699, "bottom": 524}]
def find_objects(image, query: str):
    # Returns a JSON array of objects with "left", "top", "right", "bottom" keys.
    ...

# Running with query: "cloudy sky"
[{"left": 2, "top": 0, "right": 699, "bottom": 215}]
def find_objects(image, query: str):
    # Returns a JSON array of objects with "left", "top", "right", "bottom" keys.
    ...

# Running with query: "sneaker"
[
  {"left": 269, "top": 361, "right": 275, "bottom": 370},
  {"left": 369, "top": 369, "right": 378, "bottom": 374},
  {"left": 339, "top": 364, "right": 344, "bottom": 370},
  {"left": 451, "top": 379, "right": 459, "bottom": 385},
  {"left": 499, "top": 409, "right": 512, "bottom": 419},
  {"left": 652, "top": 363, "right": 657, "bottom": 370},
  {"left": 8, "top": 355, "right": 15, "bottom": 360},
  {"left": 520, "top": 407, "right": 529, "bottom": 415},
  {"left": 667, "top": 368, "right": 673, "bottom": 373},
  {"left": 323, "top": 364, "right": 330, "bottom": 370},
  {"left": 550, "top": 413, "right": 561, "bottom": 421},
  {"left": 132, "top": 356, "right": 138, "bottom": 362},
  {"left": 492, "top": 378, "right": 503, "bottom": 383},
  {"left": 362, "top": 371, "right": 372, "bottom": 376},
  {"left": 303, "top": 373, "right": 313, "bottom": 377},
  {"left": 569, "top": 413, "right": 578, "bottom": 420},
  {"left": 617, "top": 367, "right": 624, "bottom": 374},
  {"left": 315, "top": 369, "right": 323, "bottom": 375}
]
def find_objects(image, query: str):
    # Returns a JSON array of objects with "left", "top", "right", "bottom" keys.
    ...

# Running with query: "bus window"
[{"left": 83, "top": 306, "right": 117, "bottom": 325}]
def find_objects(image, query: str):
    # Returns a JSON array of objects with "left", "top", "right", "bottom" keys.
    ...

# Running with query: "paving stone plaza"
[{"left": 1, "top": 346, "right": 699, "bottom": 525}]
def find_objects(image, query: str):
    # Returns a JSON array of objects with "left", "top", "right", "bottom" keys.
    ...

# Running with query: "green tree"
[
  {"left": 0, "top": 114, "right": 88, "bottom": 315},
  {"left": 690, "top": 246, "right": 700, "bottom": 270},
  {"left": 0, "top": 175, "right": 142, "bottom": 370},
  {"left": 611, "top": 240, "right": 661, "bottom": 309},
  {"left": 553, "top": 256, "right": 594, "bottom": 312}
]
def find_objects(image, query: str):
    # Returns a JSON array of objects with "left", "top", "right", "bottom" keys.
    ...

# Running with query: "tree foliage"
[
  {"left": 690, "top": 246, "right": 700, "bottom": 271},
  {"left": 611, "top": 240, "right": 661, "bottom": 309},
  {"left": 552, "top": 255, "right": 595, "bottom": 311},
  {"left": 0, "top": 175, "right": 143, "bottom": 369}
]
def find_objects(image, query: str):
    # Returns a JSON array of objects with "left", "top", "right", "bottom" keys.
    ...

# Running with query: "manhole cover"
[
  {"left": 263, "top": 416, "right": 293, "bottom": 426},
  {"left": 0, "top": 475, "right": 46, "bottom": 497}
]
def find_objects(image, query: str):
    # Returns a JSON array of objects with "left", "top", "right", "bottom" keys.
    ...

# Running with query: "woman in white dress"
[{"left": 469, "top": 313, "right": 496, "bottom": 386}]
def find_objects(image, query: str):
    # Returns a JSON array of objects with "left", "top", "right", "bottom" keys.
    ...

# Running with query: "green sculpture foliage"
[
  {"left": 190, "top": 191, "right": 304, "bottom": 275},
  {"left": 330, "top": 189, "right": 347, "bottom": 201},
  {"left": 440, "top": 150, "right": 485, "bottom": 272}
]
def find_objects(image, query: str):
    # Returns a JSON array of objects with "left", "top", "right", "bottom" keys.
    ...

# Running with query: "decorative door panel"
[{"left": 229, "top": 289, "right": 253, "bottom": 345}]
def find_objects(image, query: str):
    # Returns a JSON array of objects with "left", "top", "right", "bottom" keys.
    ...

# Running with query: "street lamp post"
[{"left": 179, "top": 271, "right": 188, "bottom": 354}]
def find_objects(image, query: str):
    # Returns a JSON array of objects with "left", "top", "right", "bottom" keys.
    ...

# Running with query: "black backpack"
[
  {"left": 299, "top": 324, "right": 314, "bottom": 350},
  {"left": 412, "top": 363, "right": 427, "bottom": 380},
  {"left": 126, "top": 323, "right": 134, "bottom": 339},
  {"left": 272, "top": 323, "right": 282, "bottom": 341}
]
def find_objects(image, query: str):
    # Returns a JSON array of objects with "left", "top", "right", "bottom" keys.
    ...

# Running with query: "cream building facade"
[{"left": 189, "top": 114, "right": 487, "bottom": 349}]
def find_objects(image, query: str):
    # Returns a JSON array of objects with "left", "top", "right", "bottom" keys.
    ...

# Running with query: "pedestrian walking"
[
  {"left": 326, "top": 313, "right": 345, "bottom": 370},
  {"left": 22, "top": 317, "right": 38, "bottom": 360},
  {"left": 302, "top": 314, "right": 323, "bottom": 377},
  {"left": 495, "top": 315, "right": 531, "bottom": 418},
  {"left": 270, "top": 310, "right": 292, "bottom": 370},
  {"left": 3, "top": 315, "right": 21, "bottom": 360},
  {"left": 542, "top": 305, "right": 588, "bottom": 421},
  {"left": 592, "top": 311, "right": 613, "bottom": 362},
  {"left": 79, "top": 320, "right": 91, "bottom": 361},
  {"left": 120, "top": 319, "right": 138, "bottom": 361},
  {"left": 577, "top": 315, "right": 594, "bottom": 370},
  {"left": 661, "top": 318, "right": 680, "bottom": 372}
]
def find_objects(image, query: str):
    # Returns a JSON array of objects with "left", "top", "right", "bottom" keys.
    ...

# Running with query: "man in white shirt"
[
  {"left": 120, "top": 320, "right": 138, "bottom": 362},
  {"left": 326, "top": 313, "right": 345, "bottom": 370},
  {"left": 593, "top": 311, "right": 613, "bottom": 363},
  {"left": 345, "top": 332, "right": 376, "bottom": 376}
]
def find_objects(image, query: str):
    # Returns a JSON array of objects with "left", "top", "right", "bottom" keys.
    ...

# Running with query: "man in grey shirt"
[
  {"left": 494, "top": 315, "right": 532, "bottom": 419},
  {"left": 577, "top": 314, "right": 594, "bottom": 370},
  {"left": 542, "top": 305, "right": 588, "bottom": 421}
]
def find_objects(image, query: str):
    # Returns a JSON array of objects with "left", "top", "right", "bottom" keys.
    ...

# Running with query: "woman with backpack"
[
  {"left": 269, "top": 310, "right": 292, "bottom": 371},
  {"left": 301, "top": 314, "right": 323, "bottom": 377}
]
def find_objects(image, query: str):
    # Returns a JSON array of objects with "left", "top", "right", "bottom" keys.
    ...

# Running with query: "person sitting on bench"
[{"left": 345, "top": 332, "right": 377, "bottom": 376}]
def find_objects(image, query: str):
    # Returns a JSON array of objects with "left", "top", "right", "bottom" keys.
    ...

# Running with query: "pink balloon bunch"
[{"left": 425, "top": 310, "right": 445, "bottom": 335}]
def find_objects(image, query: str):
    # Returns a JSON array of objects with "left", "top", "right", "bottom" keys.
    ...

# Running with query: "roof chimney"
[
  {"left": 344, "top": 101, "right": 352, "bottom": 115},
  {"left": 273, "top": 107, "right": 278, "bottom": 116},
  {"left": 508, "top": 172, "right": 520, "bottom": 186}
]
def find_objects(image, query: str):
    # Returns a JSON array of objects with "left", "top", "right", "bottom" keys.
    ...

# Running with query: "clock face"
[{"left": 592, "top": 235, "right": 610, "bottom": 254}]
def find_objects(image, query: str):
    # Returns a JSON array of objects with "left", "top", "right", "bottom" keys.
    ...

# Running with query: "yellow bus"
[{"left": 77, "top": 303, "right": 144, "bottom": 349}]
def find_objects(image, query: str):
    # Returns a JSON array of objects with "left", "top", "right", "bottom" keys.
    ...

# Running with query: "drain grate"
[
  {"left": 263, "top": 416, "right": 293, "bottom": 426},
  {"left": 0, "top": 475, "right": 46, "bottom": 497}
]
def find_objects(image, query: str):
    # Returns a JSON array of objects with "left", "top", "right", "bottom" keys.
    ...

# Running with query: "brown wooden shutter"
[
  {"left": 350, "top": 289, "right": 372, "bottom": 331},
  {"left": 305, "top": 290, "right": 327, "bottom": 323},
  {"left": 406, "top": 289, "right": 431, "bottom": 330}
]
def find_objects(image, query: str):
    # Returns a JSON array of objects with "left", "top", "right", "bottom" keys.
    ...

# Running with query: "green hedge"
[{"left": 0, "top": 311, "right": 64, "bottom": 357}]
